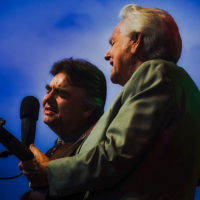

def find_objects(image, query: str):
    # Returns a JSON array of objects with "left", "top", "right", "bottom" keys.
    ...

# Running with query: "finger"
[
  {"left": 30, "top": 144, "right": 36, "bottom": 153},
  {"left": 24, "top": 173, "right": 48, "bottom": 187},
  {"left": 23, "top": 173, "right": 43, "bottom": 184},
  {"left": 30, "top": 144, "right": 42, "bottom": 157},
  {"left": 30, "top": 145, "right": 49, "bottom": 164},
  {"left": 19, "top": 161, "right": 34, "bottom": 171},
  {"left": 20, "top": 159, "right": 38, "bottom": 172},
  {"left": 18, "top": 161, "right": 23, "bottom": 170},
  {"left": 23, "top": 170, "right": 40, "bottom": 176}
]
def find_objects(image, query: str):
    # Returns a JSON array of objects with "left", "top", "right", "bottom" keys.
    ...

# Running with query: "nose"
[
  {"left": 104, "top": 49, "right": 111, "bottom": 61},
  {"left": 42, "top": 90, "right": 56, "bottom": 107}
]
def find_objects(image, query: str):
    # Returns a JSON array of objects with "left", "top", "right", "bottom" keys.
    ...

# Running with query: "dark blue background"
[{"left": 0, "top": 0, "right": 200, "bottom": 199}]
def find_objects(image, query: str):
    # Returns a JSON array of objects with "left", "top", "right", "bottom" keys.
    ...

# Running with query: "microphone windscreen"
[{"left": 20, "top": 96, "right": 40, "bottom": 121}]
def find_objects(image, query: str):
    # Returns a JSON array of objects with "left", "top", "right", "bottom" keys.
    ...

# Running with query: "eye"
[
  {"left": 111, "top": 41, "right": 115, "bottom": 46},
  {"left": 45, "top": 85, "right": 52, "bottom": 94},
  {"left": 57, "top": 89, "right": 70, "bottom": 99},
  {"left": 109, "top": 39, "right": 115, "bottom": 47}
]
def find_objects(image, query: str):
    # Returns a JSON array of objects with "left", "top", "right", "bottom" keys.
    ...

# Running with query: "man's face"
[
  {"left": 105, "top": 22, "right": 135, "bottom": 86},
  {"left": 42, "top": 72, "right": 90, "bottom": 136}
]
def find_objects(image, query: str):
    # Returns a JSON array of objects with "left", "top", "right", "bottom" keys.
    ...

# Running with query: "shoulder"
[
  {"left": 134, "top": 59, "right": 178, "bottom": 79},
  {"left": 122, "top": 59, "right": 177, "bottom": 97}
]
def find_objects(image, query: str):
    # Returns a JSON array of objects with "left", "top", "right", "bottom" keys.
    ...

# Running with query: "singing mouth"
[{"left": 44, "top": 105, "right": 57, "bottom": 114}]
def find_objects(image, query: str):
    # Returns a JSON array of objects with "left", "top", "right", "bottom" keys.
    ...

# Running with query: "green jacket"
[{"left": 48, "top": 59, "right": 200, "bottom": 200}]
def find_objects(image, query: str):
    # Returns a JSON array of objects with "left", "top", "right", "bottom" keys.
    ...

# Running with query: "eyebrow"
[
  {"left": 45, "top": 84, "right": 51, "bottom": 90},
  {"left": 45, "top": 84, "right": 69, "bottom": 93},
  {"left": 109, "top": 37, "right": 116, "bottom": 45}
]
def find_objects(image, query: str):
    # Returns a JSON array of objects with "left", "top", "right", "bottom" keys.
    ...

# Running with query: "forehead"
[
  {"left": 50, "top": 73, "right": 68, "bottom": 87},
  {"left": 49, "top": 73, "right": 86, "bottom": 96},
  {"left": 110, "top": 24, "right": 120, "bottom": 42},
  {"left": 110, "top": 21, "right": 124, "bottom": 41}
]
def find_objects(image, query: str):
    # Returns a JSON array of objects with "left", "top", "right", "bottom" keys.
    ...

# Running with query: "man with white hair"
[{"left": 20, "top": 4, "right": 200, "bottom": 200}]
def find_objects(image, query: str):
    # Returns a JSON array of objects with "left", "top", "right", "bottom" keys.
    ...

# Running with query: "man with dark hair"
[
  {"left": 20, "top": 4, "right": 200, "bottom": 200},
  {"left": 19, "top": 58, "right": 106, "bottom": 199},
  {"left": 43, "top": 58, "right": 106, "bottom": 138}
]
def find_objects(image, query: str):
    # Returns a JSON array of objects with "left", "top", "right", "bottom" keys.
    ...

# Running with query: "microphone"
[
  {"left": 0, "top": 96, "right": 40, "bottom": 161},
  {"left": 20, "top": 96, "right": 40, "bottom": 147}
]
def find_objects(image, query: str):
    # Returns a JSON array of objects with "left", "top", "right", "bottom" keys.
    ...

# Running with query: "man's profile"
[
  {"left": 19, "top": 58, "right": 106, "bottom": 199},
  {"left": 20, "top": 4, "right": 200, "bottom": 200}
]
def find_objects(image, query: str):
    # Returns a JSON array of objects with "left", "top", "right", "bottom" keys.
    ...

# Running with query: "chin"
[
  {"left": 44, "top": 119, "right": 58, "bottom": 132},
  {"left": 43, "top": 116, "right": 55, "bottom": 125},
  {"left": 111, "top": 78, "right": 117, "bottom": 84},
  {"left": 110, "top": 72, "right": 116, "bottom": 82},
  {"left": 110, "top": 74, "right": 120, "bottom": 85}
]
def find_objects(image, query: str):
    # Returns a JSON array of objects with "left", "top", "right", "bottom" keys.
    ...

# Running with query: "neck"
[
  {"left": 54, "top": 121, "right": 93, "bottom": 143},
  {"left": 58, "top": 129, "right": 84, "bottom": 143},
  {"left": 122, "top": 59, "right": 143, "bottom": 86}
]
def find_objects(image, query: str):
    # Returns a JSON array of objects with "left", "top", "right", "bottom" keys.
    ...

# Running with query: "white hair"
[{"left": 119, "top": 4, "right": 182, "bottom": 63}]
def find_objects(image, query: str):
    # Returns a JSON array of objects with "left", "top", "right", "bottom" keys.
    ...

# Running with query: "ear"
[{"left": 130, "top": 33, "right": 142, "bottom": 55}]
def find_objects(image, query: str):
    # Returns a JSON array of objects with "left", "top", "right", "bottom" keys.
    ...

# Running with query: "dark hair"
[{"left": 50, "top": 57, "right": 107, "bottom": 124}]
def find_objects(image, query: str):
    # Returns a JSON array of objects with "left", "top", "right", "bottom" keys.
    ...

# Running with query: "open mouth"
[{"left": 44, "top": 105, "right": 57, "bottom": 114}]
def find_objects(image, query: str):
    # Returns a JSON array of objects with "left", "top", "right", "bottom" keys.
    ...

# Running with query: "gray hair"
[{"left": 119, "top": 4, "right": 182, "bottom": 63}]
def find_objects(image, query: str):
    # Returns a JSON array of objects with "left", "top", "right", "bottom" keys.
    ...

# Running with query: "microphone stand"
[
  {"left": 0, "top": 117, "right": 34, "bottom": 161},
  {"left": 0, "top": 118, "right": 11, "bottom": 158},
  {"left": 0, "top": 117, "right": 24, "bottom": 180}
]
